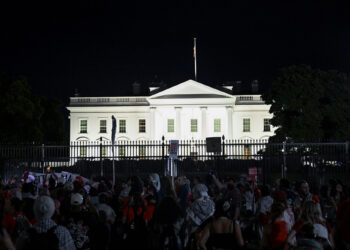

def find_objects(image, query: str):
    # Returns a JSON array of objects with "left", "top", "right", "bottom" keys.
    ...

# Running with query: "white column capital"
[
  {"left": 225, "top": 106, "right": 233, "bottom": 110},
  {"left": 175, "top": 107, "right": 182, "bottom": 110},
  {"left": 200, "top": 106, "right": 208, "bottom": 110}
]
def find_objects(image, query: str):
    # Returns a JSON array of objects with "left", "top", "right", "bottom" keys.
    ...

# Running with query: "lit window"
[
  {"left": 244, "top": 145, "right": 251, "bottom": 160},
  {"left": 139, "top": 119, "right": 146, "bottom": 133},
  {"left": 80, "top": 120, "right": 87, "bottom": 133},
  {"left": 118, "top": 146, "right": 125, "bottom": 157},
  {"left": 168, "top": 119, "right": 175, "bottom": 133},
  {"left": 243, "top": 118, "right": 250, "bottom": 132},
  {"left": 139, "top": 146, "right": 146, "bottom": 158},
  {"left": 80, "top": 146, "right": 87, "bottom": 157},
  {"left": 119, "top": 120, "right": 126, "bottom": 133},
  {"left": 99, "top": 120, "right": 107, "bottom": 133},
  {"left": 214, "top": 119, "right": 221, "bottom": 132},
  {"left": 101, "top": 146, "right": 107, "bottom": 157},
  {"left": 191, "top": 119, "right": 198, "bottom": 132},
  {"left": 264, "top": 119, "right": 271, "bottom": 132}
]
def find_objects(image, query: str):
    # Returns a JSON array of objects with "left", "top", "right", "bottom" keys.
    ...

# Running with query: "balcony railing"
[
  {"left": 235, "top": 95, "right": 265, "bottom": 105},
  {"left": 70, "top": 97, "right": 149, "bottom": 106}
]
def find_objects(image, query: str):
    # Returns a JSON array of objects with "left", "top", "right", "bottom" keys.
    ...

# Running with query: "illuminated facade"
[{"left": 67, "top": 80, "right": 275, "bottom": 143}]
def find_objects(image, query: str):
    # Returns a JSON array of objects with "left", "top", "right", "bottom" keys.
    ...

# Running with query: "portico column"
[
  {"left": 175, "top": 107, "right": 182, "bottom": 139},
  {"left": 150, "top": 107, "right": 156, "bottom": 139},
  {"left": 226, "top": 106, "right": 233, "bottom": 139},
  {"left": 200, "top": 107, "right": 207, "bottom": 139}
]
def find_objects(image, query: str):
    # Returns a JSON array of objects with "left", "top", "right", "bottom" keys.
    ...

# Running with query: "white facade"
[{"left": 67, "top": 80, "right": 275, "bottom": 142}]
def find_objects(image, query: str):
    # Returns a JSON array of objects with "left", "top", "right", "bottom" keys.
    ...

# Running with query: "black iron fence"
[{"left": 0, "top": 139, "right": 349, "bottom": 185}]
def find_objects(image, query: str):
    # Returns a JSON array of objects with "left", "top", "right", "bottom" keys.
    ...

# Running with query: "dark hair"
[
  {"left": 153, "top": 197, "right": 183, "bottom": 226},
  {"left": 270, "top": 201, "right": 286, "bottom": 222},
  {"left": 261, "top": 185, "right": 271, "bottom": 197},
  {"left": 22, "top": 182, "right": 35, "bottom": 195}
]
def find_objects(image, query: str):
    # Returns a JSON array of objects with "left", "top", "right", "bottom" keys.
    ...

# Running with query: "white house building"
[{"left": 67, "top": 79, "right": 275, "bottom": 144}]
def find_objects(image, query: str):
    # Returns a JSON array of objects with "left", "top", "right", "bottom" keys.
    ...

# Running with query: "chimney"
[
  {"left": 74, "top": 88, "right": 80, "bottom": 97},
  {"left": 233, "top": 80, "right": 242, "bottom": 94},
  {"left": 251, "top": 80, "right": 259, "bottom": 93},
  {"left": 132, "top": 82, "right": 141, "bottom": 95}
]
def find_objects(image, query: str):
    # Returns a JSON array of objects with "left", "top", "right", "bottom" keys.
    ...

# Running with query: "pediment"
[{"left": 149, "top": 80, "right": 232, "bottom": 99}]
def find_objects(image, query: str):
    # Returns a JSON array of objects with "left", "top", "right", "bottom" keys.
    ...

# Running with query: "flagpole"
[
  {"left": 194, "top": 37, "right": 197, "bottom": 81},
  {"left": 111, "top": 116, "right": 116, "bottom": 187}
]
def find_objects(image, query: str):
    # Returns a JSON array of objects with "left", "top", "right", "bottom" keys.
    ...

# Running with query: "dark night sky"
[{"left": 1, "top": 0, "right": 350, "bottom": 102}]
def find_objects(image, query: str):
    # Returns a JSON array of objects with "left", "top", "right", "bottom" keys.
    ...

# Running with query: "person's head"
[
  {"left": 192, "top": 184, "right": 209, "bottom": 200},
  {"left": 149, "top": 173, "right": 161, "bottom": 192},
  {"left": 336, "top": 183, "right": 343, "bottom": 193},
  {"left": 300, "top": 200, "right": 323, "bottom": 224},
  {"left": 299, "top": 180, "right": 310, "bottom": 196},
  {"left": 33, "top": 195, "right": 55, "bottom": 220},
  {"left": 270, "top": 201, "right": 286, "bottom": 222},
  {"left": 175, "top": 176, "right": 187, "bottom": 187}
]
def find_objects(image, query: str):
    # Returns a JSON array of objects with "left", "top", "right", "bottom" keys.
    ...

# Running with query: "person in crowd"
[
  {"left": 121, "top": 176, "right": 148, "bottom": 249},
  {"left": 290, "top": 200, "right": 333, "bottom": 249},
  {"left": 197, "top": 199, "right": 244, "bottom": 250},
  {"left": 211, "top": 175, "right": 241, "bottom": 220},
  {"left": 175, "top": 176, "right": 191, "bottom": 215},
  {"left": 329, "top": 180, "right": 344, "bottom": 206},
  {"left": 186, "top": 183, "right": 215, "bottom": 247},
  {"left": 149, "top": 196, "right": 185, "bottom": 250},
  {"left": 16, "top": 195, "right": 76, "bottom": 250},
  {"left": 256, "top": 185, "right": 273, "bottom": 239},
  {"left": 262, "top": 200, "right": 289, "bottom": 249},
  {"left": 319, "top": 184, "right": 337, "bottom": 228},
  {"left": 21, "top": 183, "right": 36, "bottom": 224}
]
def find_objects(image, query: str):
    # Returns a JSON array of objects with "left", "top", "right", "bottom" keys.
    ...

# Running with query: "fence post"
[
  {"left": 100, "top": 137, "right": 103, "bottom": 177},
  {"left": 162, "top": 136, "right": 165, "bottom": 176},
  {"left": 222, "top": 135, "right": 225, "bottom": 158},
  {"left": 282, "top": 140, "right": 287, "bottom": 178},
  {"left": 346, "top": 141, "right": 349, "bottom": 168},
  {"left": 41, "top": 143, "right": 45, "bottom": 174}
]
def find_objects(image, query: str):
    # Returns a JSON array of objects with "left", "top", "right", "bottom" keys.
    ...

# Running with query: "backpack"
[{"left": 25, "top": 226, "right": 59, "bottom": 250}]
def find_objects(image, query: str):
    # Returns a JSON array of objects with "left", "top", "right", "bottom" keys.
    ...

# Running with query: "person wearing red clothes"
[{"left": 262, "top": 201, "right": 289, "bottom": 249}]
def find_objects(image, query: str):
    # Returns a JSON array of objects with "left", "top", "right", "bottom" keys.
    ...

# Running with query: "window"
[
  {"left": 139, "top": 119, "right": 146, "bottom": 133},
  {"left": 191, "top": 119, "right": 198, "bottom": 132},
  {"left": 264, "top": 118, "right": 271, "bottom": 132},
  {"left": 244, "top": 145, "right": 251, "bottom": 160},
  {"left": 167, "top": 119, "right": 175, "bottom": 133},
  {"left": 80, "top": 120, "right": 87, "bottom": 133},
  {"left": 243, "top": 118, "right": 250, "bottom": 132},
  {"left": 99, "top": 120, "right": 107, "bottom": 133},
  {"left": 119, "top": 120, "right": 126, "bottom": 133},
  {"left": 101, "top": 146, "right": 107, "bottom": 157},
  {"left": 118, "top": 146, "right": 126, "bottom": 157},
  {"left": 214, "top": 119, "right": 221, "bottom": 132},
  {"left": 139, "top": 146, "right": 146, "bottom": 158},
  {"left": 80, "top": 146, "right": 87, "bottom": 157}
]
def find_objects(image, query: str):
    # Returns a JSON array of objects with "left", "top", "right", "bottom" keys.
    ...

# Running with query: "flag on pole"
[
  {"left": 193, "top": 37, "right": 197, "bottom": 58},
  {"left": 111, "top": 115, "right": 116, "bottom": 146}
]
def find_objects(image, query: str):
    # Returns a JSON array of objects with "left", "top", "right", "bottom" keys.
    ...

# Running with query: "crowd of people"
[{"left": 1, "top": 169, "right": 350, "bottom": 250}]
